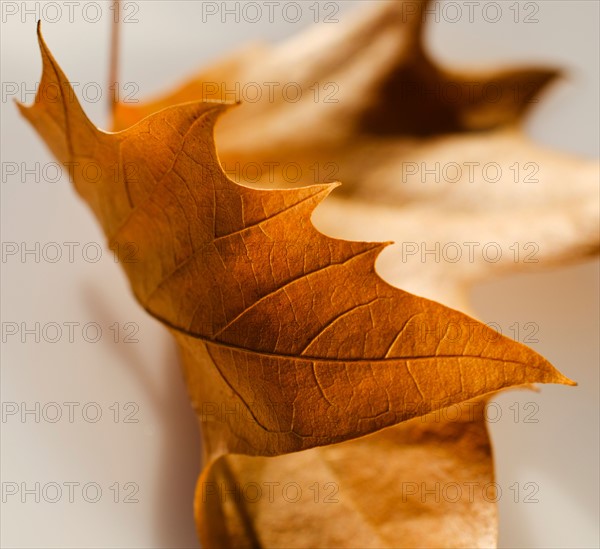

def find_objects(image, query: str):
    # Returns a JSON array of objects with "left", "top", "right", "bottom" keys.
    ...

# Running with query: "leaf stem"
[{"left": 108, "top": 0, "right": 120, "bottom": 120}]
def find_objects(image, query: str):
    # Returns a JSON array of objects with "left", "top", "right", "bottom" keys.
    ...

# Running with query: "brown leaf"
[
  {"left": 19, "top": 20, "right": 575, "bottom": 549},
  {"left": 114, "top": 0, "right": 557, "bottom": 133},
  {"left": 112, "top": 0, "right": 598, "bottom": 312},
  {"left": 199, "top": 400, "right": 496, "bottom": 548},
  {"left": 113, "top": 0, "right": 559, "bottom": 183},
  {"left": 109, "top": 5, "right": 594, "bottom": 545}
]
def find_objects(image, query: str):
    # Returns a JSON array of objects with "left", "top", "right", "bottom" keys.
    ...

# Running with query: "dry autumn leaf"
[
  {"left": 18, "top": 6, "right": 584, "bottom": 546},
  {"left": 114, "top": 0, "right": 599, "bottom": 311},
  {"left": 200, "top": 399, "right": 497, "bottom": 548},
  {"left": 107, "top": 2, "right": 597, "bottom": 547},
  {"left": 113, "top": 0, "right": 557, "bottom": 138}
]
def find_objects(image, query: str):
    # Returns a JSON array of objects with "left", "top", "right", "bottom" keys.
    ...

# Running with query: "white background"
[{"left": 1, "top": 1, "right": 598, "bottom": 547}]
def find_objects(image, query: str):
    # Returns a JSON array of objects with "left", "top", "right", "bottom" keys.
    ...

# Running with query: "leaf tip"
[
  {"left": 546, "top": 364, "right": 577, "bottom": 387},
  {"left": 528, "top": 349, "right": 577, "bottom": 388},
  {"left": 36, "top": 19, "right": 47, "bottom": 52}
]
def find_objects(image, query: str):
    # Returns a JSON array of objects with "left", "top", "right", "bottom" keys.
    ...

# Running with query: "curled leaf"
[{"left": 19, "top": 19, "right": 576, "bottom": 548}]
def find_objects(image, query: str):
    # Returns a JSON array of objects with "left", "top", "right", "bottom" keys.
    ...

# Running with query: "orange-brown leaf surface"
[
  {"left": 199, "top": 400, "right": 497, "bottom": 548},
  {"left": 20, "top": 19, "right": 576, "bottom": 549}
]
